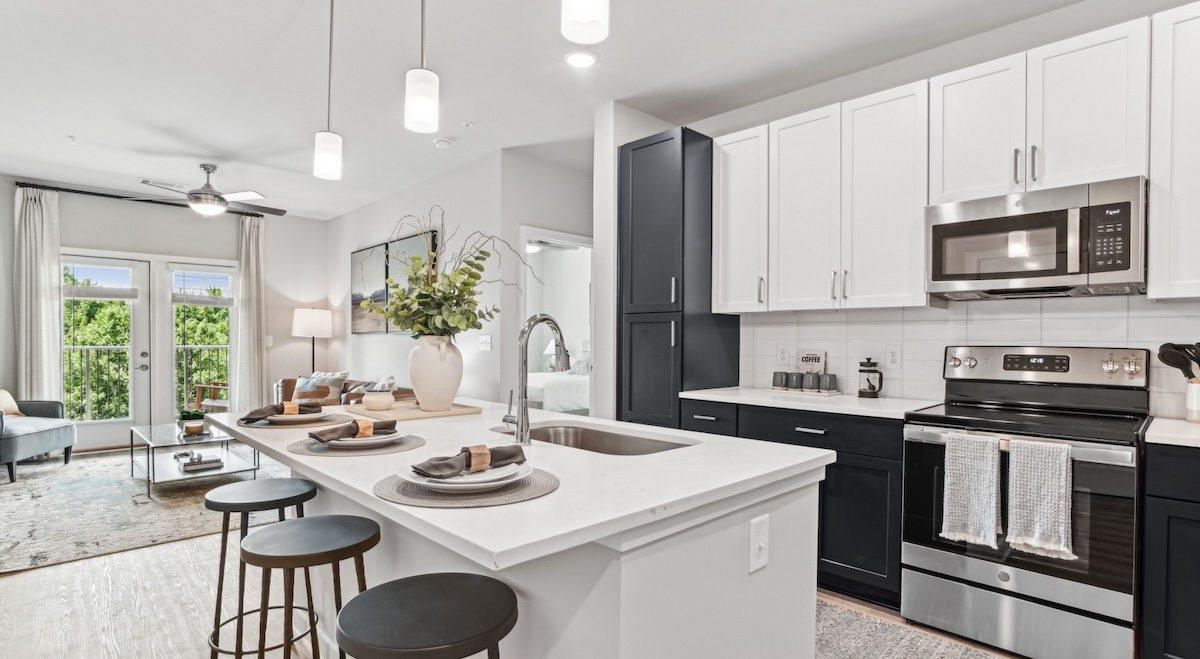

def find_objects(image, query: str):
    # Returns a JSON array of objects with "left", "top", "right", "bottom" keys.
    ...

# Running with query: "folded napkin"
[
  {"left": 1006, "top": 438, "right": 1077, "bottom": 560},
  {"left": 412, "top": 445, "right": 526, "bottom": 479},
  {"left": 939, "top": 432, "right": 1002, "bottom": 549},
  {"left": 240, "top": 402, "right": 323, "bottom": 422},
  {"left": 309, "top": 420, "right": 398, "bottom": 443}
]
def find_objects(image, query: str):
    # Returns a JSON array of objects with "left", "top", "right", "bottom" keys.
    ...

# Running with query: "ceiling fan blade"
[
  {"left": 229, "top": 201, "right": 287, "bottom": 216},
  {"left": 221, "top": 190, "right": 264, "bottom": 203},
  {"left": 139, "top": 178, "right": 188, "bottom": 195}
]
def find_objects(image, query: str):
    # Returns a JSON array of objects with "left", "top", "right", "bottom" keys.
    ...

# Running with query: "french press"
[{"left": 858, "top": 358, "right": 883, "bottom": 398}]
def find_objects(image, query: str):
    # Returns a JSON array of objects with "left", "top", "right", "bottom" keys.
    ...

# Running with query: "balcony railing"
[
  {"left": 64, "top": 346, "right": 129, "bottom": 421},
  {"left": 177, "top": 345, "right": 229, "bottom": 411}
]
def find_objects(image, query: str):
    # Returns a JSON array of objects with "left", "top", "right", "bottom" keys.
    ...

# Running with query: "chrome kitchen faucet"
[{"left": 508, "top": 314, "right": 571, "bottom": 445}]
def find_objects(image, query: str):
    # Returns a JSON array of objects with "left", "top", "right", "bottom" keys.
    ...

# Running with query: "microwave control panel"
[{"left": 1088, "top": 202, "right": 1131, "bottom": 273}]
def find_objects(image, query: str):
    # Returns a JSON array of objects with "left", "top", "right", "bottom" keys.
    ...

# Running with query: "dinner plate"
[
  {"left": 266, "top": 412, "right": 329, "bottom": 424},
  {"left": 438, "top": 463, "right": 521, "bottom": 484},
  {"left": 324, "top": 432, "right": 401, "bottom": 449},
  {"left": 398, "top": 463, "right": 533, "bottom": 493}
]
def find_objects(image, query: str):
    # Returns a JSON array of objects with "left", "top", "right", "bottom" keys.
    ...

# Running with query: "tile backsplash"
[{"left": 738, "top": 296, "right": 1200, "bottom": 419}]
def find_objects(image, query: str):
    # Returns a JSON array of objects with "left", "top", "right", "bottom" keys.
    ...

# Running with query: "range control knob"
[
  {"left": 965, "top": 357, "right": 978, "bottom": 369},
  {"left": 1123, "top": 359, "right": 1141, "bottom": 375},
  {"left": 1101, "top": 358, "right": 1119, "bottom": 374},
  {"left": 948, "top": 356, "right": 962, "bottom": 368}
]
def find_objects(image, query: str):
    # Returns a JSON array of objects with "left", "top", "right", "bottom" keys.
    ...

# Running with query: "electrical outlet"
[
  {"left": 886, "top": 345, "right": 902, "bottom": 368},
  {"left": 749, "top": 514, "right": 770, "bottom": 573},
  {"left": 478, "top": 334, "right": 492, "bottom": 351},
  {"left": 264, "top": 335, "right": 273, "bottom": 347},
  {"left": 776, "top": 344, "right": 790, "bottom": 366}
]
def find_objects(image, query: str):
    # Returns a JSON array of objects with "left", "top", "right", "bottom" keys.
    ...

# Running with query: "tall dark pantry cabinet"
[{"left": 616, "top": 127, "right": 740, "bottom": 427}]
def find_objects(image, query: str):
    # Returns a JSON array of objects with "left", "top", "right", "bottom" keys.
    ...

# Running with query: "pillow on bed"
[{"left": 568, "top": 359, "right": 592, "bottom": 375}]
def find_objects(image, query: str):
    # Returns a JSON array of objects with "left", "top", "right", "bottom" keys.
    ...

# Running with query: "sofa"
[
  {"left": 275, "top": 377, "right": 416, "bottom": 406},
  {"left": 0, "top": 400, "right": 76, "bottom": 483}
]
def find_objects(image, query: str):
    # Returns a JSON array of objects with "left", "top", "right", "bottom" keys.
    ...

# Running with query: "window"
[
  {"left": 62, "top": 263, "right": 137, "bottom": 421},
  {"left": 172, "top": 267, "right": 234, "bottom": 414}
]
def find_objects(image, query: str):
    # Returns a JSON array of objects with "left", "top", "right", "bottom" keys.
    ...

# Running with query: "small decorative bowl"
[{"left": 362, "top": 391, "right": 395, "bottom": 411}]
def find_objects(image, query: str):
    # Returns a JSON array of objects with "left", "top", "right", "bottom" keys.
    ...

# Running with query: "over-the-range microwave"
[{"left": 925, "top": 176, "right": 1146, "bottom": 301}]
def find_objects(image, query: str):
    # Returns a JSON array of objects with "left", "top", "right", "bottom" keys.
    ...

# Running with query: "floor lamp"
[{"left": 292, "top": 308, "right": 333, "bottom": 374}]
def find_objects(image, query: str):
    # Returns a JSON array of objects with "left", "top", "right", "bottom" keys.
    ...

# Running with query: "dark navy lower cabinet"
[{"left": 1143, "top": 444, "right": 1200, "bottom": 659}]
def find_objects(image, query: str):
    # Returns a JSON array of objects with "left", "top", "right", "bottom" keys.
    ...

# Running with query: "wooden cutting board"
[{"left": 350, "top": 401, "right": 482, "bottom": 422}]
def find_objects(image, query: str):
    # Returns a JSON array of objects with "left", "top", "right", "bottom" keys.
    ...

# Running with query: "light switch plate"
[
  {"left": 478, "top": 334, "right": 492, "bottom": 351},
  {"left": 749, "top": 514, "right": 769, "bottom": 573},
  {"left": 264, "top": 335, "right": 273, "bottom": 347}
]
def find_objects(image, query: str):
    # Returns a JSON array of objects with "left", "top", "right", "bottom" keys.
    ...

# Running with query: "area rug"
[
  {"left": 0, "top": 444, "right": 290, "bottom": 574},
  {"left": 816, "top": 599, "right": 999, "bottom": 658}
]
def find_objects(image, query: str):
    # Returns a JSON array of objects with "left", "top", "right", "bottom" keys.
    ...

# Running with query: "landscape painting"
[
  {"left": 350, "top": 243, "right": 388, "bottom": 334},
  {"left": 385, "top": 230, "right": 437, "bottom": 334}
]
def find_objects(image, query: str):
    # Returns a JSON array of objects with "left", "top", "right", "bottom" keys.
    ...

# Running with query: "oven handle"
[{"left": 903, "top": 424, "right": 1135, "bottom": 467}]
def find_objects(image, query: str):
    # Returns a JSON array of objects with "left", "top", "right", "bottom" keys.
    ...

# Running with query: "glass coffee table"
[{"left": 130, "top": 423, "right": 260, "bottom": 497}]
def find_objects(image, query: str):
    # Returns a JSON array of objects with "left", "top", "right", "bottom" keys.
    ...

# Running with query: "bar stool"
[
  {"left": 241, "top": 514, "right": 382, "bottom": 659},
  {"left": 205, "top": 478, "right": 318, "bottom": 658},
  {"left": 335, "top": 573, "right": 519, "bottom": 659}
]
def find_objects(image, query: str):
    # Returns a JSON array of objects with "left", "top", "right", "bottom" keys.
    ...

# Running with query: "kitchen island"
[{"left": 209, "top": 399, "right": 835, "bottom": 658}]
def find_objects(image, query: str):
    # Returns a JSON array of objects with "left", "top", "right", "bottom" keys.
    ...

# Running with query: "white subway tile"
[
  {"left": 966, "top": 318, "right": 1041, "bottom": 343},
  {"left": 1129, "top": 316, "right": 1200, "bottom": 344},
  {"left": 903, "top": 360, "right": 945, "bottom": 381},
  {"left": 848, "top": 322, "right": 905, "bottom": 341},
  {"left": 1041, "top": 317, "right": 1127, "bottom": 344},
  {"left": 902, "top": 380, "right": 946, "bottom": 402},
  {"left": 796, "top": 322, "right": 849, "bottom": 341},
  {"left": 905, "top": 340, "right": 952, "bottom": 361},
  {"left": 1151, "top": 392, "right": 1186, "bottom": 419},
  {"left": 796, "top": 310, "right": 849, "bottom": 323},
  {"left": 844, "top": 309, "right": 904, "bottom": 323},
  {"left": 903, "top": 320, "right": 967, "bottom": 342},
  {"left": 1150, "top": 365, "right": 1190, "bottom": 394},
  {"left": 1040, "top": 296, "right": 1127, "bottom": 318},
  {"left": 846, "top": 342, "right": 886, "bottom": 363},
  {"left": 904, "top": 304, "right": 967, "bottom": 321},
  {"left": 1128, "top": 297, "right": 1200, "bottom": 318},
  {"left": 966, "top": 299, "right": 1042, "bottom": 321},
  {"left": 756, "top": 323, "right": 798, "bottom": 342}
]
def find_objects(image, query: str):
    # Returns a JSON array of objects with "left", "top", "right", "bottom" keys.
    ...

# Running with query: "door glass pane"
[
  {"left": 62, "top": 266, "right": 132, "bottom": 421},
  {"left": 942, "top": 227, "right": 1058, "bottom": 276},
  {"left": 173, "top": 271, "right": 232, "bottom": 414}
]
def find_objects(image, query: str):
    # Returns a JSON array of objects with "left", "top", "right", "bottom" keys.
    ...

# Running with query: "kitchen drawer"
[
  {"left": 1146, "top": 444, "right": 1200, "bottom": 504},
  {"left": 680, "top": 399, "right": 738, "bottom": 436},
  {"left": 737, "top": 405, "right": 902, "bottom": 460}
]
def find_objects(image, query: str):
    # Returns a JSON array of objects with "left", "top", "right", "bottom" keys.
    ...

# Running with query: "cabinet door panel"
[
  {"left": 713, "top": 126, "right": 769, "bottom": 313},
  {"left": 929, "top": 53, "right": 1026, "bottom": 203},
  {"left": 1142, "top": 496, "right": 1200, "bottom": 659},
  {"left": 1027, "top": 18, "right": 1149, "bottom": 190},
  {"left": 769, "top": 105, "right": 842, "bottom": 311},
  {"left": 620, "top": 132, "right": 683, "bottom": 313},
  {"left": 840, "top": 81, "right": 929, "bottom": 309},
  {"left": 818, "top": 453, "right": 903, "bottom": 593},
  {"left": 619, "top": 313, "right": 682, "bottom": 427},
  {"left": 1149, "top": 4, "right": 1200, "bottom": 299}
]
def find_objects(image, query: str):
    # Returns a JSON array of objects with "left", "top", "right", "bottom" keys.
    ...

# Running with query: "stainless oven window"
[{"left": 943, "top": 227, "right": 1058, "bottom": 276}]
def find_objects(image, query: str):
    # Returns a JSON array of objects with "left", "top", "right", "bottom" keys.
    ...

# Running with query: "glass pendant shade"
[
  {"left": 187, "top": 188, "right": 228, "bottom": 216},
  {"left": 404, "top": 68, "right": 440, "bottom": 133},
  {"left": 313, "top": 130, "right": 343, "bottom": 180},
  {"left": 561, "top": 0, "right": 609, "bottom": 44}
]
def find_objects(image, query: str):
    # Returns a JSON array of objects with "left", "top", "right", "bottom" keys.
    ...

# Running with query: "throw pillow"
[
  {"left": 0, "top": 389, "right": 24, "bottom": 416},
  {"left": 293, "top": 374, "right": 347, "bottom": 406},
  {"left": 568, "top": 360, "right": 593, "bottom": 375},
  {"left": 376, "top": 375, "right": 397, "bottom": 391},
  {"left": 294, "top": 385, "right": 333, "bottom": 402}
]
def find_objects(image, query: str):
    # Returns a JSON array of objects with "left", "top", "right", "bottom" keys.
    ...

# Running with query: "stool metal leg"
[
  {"left": 211, "top": 512, "right": 231, "bottom": 659},
  {"left": 278, "top": 508, "right": 285, "bottom": 522},
  {"left": 283, "top": 568, "right": 296, "bottom": 659},
  {"left": 297, "top": 502, "right": 305, "bottom": 518},
  {"left": 239, "top": 511, "right": 250, "bottom": 541},
  {"left": 332, "top": 563, "right": 345, "bottom": 659},
  {"left": 304, "top": 567, "right": 320, "bottom": 659},
  {"left": 257, "top": 567, "right": 272, "bottom": 658},
  {"left": 488, "top": 645, "right": 500, "bottom": 659},
  {"left": 235, "top": 555, "right": 248, "bottom": 658},
  {"left": 354, "top": 554, "right": 366, "bottom": 594}
]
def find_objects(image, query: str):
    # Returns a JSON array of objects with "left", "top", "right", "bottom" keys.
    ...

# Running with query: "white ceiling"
[{"left": 0, "top": 0, "right": 1082, "bottom": 220}]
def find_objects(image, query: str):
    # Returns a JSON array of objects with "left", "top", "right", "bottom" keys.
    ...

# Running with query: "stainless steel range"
[{"left": 902, "top": 345, "right": 1151, "bottom": 659}]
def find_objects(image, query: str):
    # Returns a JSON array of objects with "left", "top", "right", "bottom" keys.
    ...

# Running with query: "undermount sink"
[{"left": 491, "top": 423, "right": 691, "bottom": 455}]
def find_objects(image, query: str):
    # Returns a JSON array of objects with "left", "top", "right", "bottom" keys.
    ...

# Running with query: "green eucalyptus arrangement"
[{"left": 362, "top": 207, "right": 518, "bottom": 338}]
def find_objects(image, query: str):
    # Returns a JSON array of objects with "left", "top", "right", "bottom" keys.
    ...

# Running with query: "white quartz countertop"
[
  {"left": 680, "top": 387, "right": 939, "bottom": 420},
  {"left": 1146, "top": 417, "right": 1200, "bottom": 449},
  {"left": 208, "top": 399, "right": 834, "bottom": 570}
]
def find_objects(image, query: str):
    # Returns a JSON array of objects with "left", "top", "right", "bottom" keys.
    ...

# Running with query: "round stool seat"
[
  {"left": 335, "top": 573, "right": 518, "bottom": 659},
  {"left": 204, "top": 478, "right": 317, "bottom": 513},
  {"left": 241, "top": 514, "right": 380, "bottom": 569}
]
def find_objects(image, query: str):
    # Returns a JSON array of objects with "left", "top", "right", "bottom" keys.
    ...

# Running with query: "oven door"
[{"left": 902, "top": 424, "right": 1136, "bottom": 619}]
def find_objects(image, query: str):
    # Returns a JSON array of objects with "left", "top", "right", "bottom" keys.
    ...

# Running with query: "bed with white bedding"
[{"left": 525, "top": 371, "right": 591, "bottom": 413}]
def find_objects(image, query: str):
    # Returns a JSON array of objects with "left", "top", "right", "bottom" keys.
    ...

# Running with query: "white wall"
[
  {"left": 740, "top": 297, "right": 1200, "bottom": 418},
  {"left": 0, "top": 175, "right": 18, "bottom": 389},
  {"left": 525, "top": 246, "right": 592, "bottom": 373},
  {"left": 591, "top": 102, "right": 674, "bottom": 419}
]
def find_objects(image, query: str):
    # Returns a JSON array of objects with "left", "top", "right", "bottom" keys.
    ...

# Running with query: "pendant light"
[
  {"left": 561, "top": 0, "right": 609, "bottom": 45},
  {"left": 313, "top": 0, "right": 343, "bottom": 180},
  {"left": 404, "top": 0, "right": 439, "bottom": 134}
]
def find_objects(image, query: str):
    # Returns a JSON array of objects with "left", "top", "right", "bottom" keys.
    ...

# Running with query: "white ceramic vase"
[{"left": 408, "top": 335, "right": 463, "bottom": 412}]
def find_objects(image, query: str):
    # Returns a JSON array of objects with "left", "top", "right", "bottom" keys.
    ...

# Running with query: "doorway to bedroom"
[{"left": 521, "top": 228, "right": 592, "bottom": 417}]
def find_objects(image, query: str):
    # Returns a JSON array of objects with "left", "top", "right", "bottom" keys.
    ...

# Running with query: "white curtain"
[
  {"left": 234, "top": 216, "right": 268, "bottom": 411},
  {"left": 13, "top": 188, "right": 63, "bottom": 400}
]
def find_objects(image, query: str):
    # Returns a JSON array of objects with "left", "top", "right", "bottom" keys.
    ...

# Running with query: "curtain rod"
[{"left": 14, "top": 181, "right": 264, "bottom": 218}]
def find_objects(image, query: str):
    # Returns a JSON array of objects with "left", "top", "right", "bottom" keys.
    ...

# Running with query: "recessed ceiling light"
[
  {"left": 566, "top": 51, "right": 597, "bottom": 68},
  {"left": 66, "top": 135, "right": 78, "bottom": 145},
  {"left": 433, "top": 138, "right": 452, "bottom": 149},
  {"left": 526, "top": 243, "right": 542, "bottom": 253}
]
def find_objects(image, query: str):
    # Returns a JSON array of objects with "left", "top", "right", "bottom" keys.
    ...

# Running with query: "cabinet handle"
[
  {"left": 1013, "top": 148, "right": 1020, "bottom": 185},
  {"left": 670, "top": 277, "right": 677, "bottom": 304},
  {"left": 757, "top": 277, "right": 764, "bottom": 304},
  {"left": 1030, "top": 145, "right": 1038, "bottom": 182},
  {"left": 670, "top": 321, "right": 676, "bottom": 347},
  {"left": 842, "top": 270, "right": 848, "bottom": 299},
  {"left": 831, "top": 271, "right": 837, "bottom": 300},
  {"left": 693, "top": 415, "right": 718, "bottom": 421},
  {"left": 795, "top": 427, "right": 827, "bottom": 435}
]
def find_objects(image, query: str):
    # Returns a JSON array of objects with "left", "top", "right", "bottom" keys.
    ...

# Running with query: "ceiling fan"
[{"left": 135, "top": 164, "right": 287, "bottom": 216}]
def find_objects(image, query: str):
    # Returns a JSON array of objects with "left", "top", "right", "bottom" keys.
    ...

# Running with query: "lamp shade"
[
  {"left": 544, "top": 340, "right": 557, "bottom": 356},
  {"left": 313, "top": 131, "right": 343, "bottom": 180},
  {"left": 561, "top": 0, "right": 609, "bottom": 44},
  {"left": 404, "top": 67, "right": 440, "bottom": 133},
  {"left": 292, "top": 308, "right": 333, "bottom": 338}
]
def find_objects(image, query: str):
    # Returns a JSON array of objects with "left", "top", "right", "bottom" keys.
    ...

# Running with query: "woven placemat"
[
  {"left": 237, "top": 413, "right": 355, "bottom": 429},
  {"left": 373, "top": 469, "right": 559, "bottom": 508},
  {"left": 286, "top": 434, "right": 427, "bottom": 457}
]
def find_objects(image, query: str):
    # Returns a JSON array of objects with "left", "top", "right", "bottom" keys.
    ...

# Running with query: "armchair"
[{"left": 1, "top": 400, "right": 76, "bottom": 483}]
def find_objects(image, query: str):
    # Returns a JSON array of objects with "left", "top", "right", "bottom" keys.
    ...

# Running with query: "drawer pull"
[
  {"left": 692, "top": 415, "right": 718, "bottom": 421},
  {"left": 795, "top": 427, "right": 826, "bottom": 435}
]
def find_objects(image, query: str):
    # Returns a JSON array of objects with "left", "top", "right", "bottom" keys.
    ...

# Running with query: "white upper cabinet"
[
  {"left": 840, "top": 81, "right": 929, "bottom": 309},
  {"left": 768, "top": 105, "right": 841, "bottom": 311},
  {"left": 712, "top": 125, "right": 769, "bottom": 313},
  {"left": 1149, "top": 3, "right": 1200, "bottom": 299},
  {"left": 1027, "top": 18, "right": 1150, "bottom": 190},
  {"left": 929, "top": 54, "right": 1027, "bottom": 204}
]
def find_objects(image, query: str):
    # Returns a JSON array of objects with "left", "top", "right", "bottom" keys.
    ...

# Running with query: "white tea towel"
[
  {"left": 939, "top": 432, "right": 1002, "bottom": 549},
  {"left": 1006, "top": 438, "right": 1077, "bottom": 560}
]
